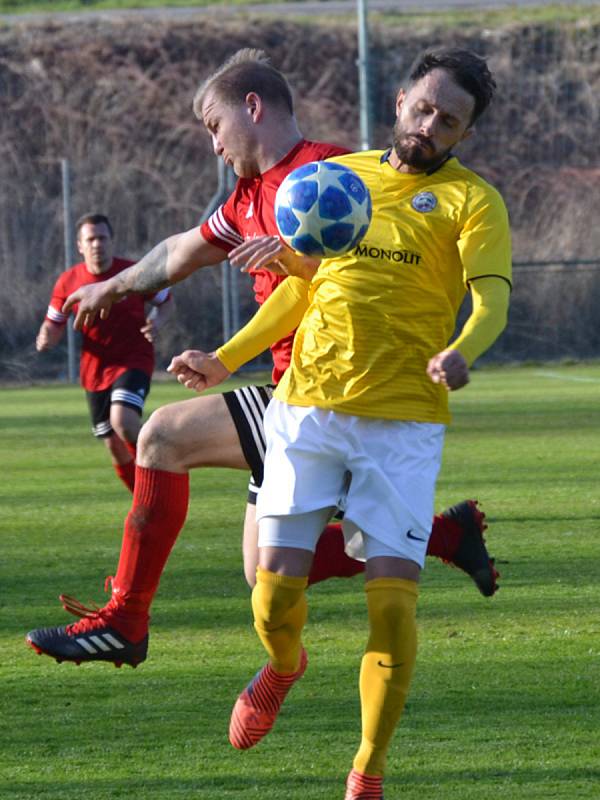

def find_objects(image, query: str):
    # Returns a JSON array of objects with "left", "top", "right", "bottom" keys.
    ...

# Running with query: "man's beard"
[{"left": 392, "top": 124, "right": 448, "bottom": 171}]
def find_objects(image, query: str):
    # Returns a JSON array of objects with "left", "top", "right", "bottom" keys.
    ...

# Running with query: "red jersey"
[
  {"left": 45, "top": 257, "right": 171, "bottom": 391},
  {"left": 201, "top": 139, "right": 349, "bottom": 383}
]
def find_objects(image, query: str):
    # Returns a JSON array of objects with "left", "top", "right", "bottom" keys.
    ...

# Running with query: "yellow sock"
[
  {"left": 251, "top": 567, "right": 308, "bottom": 674},
  {"left": 353, "top": 577, "right": 419, "bottom": 777}
]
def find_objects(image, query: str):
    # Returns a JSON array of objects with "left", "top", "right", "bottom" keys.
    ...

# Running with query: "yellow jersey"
[{"left": 274, "top": 150, "right": 512, "bottom": 423}]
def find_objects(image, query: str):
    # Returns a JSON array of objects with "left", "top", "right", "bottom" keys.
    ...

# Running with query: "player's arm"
[
  {"left": 428, "top": 185, "right": 512, "bottom": 391},
  {"left": 167, "top": 276, "right": 311, "bottom": 393},
  {"left": 63, "top": 228, "right": 227, "bottom": 330},
  {"left": 217, "top": 275, "right": 310, "bottom": 371},
  {"left": 427, "top": 276, "right": 510, "bottom": 390},
  {"left": 36, "top": 319, "right": 65, "bottom": 352}
]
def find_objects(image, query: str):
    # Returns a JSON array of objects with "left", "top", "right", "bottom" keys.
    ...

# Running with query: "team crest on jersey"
[{"left": 411, "top": 192, "right": 437, "bottom": 213}]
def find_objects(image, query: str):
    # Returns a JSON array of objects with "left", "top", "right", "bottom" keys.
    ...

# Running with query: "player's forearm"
[
  {"left": 450, "top": 276, "right": 510, "bottom": 366},
  {"left": 111, "top": 241, "right": 171, "bottom": 297},
  {"left": 217, "top": 276, "right": 310, "bottom": 372},
  {"left": 111, "top": 230, "right": 215, "bottom": 297}
]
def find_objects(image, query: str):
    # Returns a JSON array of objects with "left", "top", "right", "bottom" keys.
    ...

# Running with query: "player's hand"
[
  {"left": 63, "top": 282, "right": 119, "bottom": 330},
  {"left": 229, "top": 236, "right": 287, "bottom": 274},
  {"left": 229, "top": 236, "right": 321, "bottom": 281},
  {"left": 35, "top": 328, "right": 51, "bottom": 352},
  {"left": 167, "top": 350, "right": 231, "bottom": 393},
  {"left": 141, "top": 312, "right": 162, "bottom": 343},
  {"left": 140, "top": 321, "right": 156, "bottom": 342},
  {"left": 427, "top": 349, "right": 470, "bottom": 391}
]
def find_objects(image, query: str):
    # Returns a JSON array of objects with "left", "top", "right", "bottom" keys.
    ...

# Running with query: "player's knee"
[
  {"left": 137, "top": 406, "right": 181, "bottom": 468},
  {"left": 137, "top": 412, "right": 164, "bottom": 460},
  {"left": 366, "top": 582, "right": 417, "bottom": 638},
  {"left": 112, "top": 420, "right": 139, "bottom": 444},
  {"left": 110, "top": 407, "right": 141, "bottom": 444},
  {"left": 103, "top": 433, "right": 131, "bottom": 463},
  {"left": 252, "top": 579, "right": 302, "bottom": 627}
]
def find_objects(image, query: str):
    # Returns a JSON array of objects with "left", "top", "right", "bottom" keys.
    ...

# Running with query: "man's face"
[
  {"left": 201, "top": 89, "right": 261, "bottom": 179},
  {"left": 77, "top": 222, "right": 114, "bottom": 274},
  {"left": 392, "top": 68, "right": 475, "bottom": 171}
]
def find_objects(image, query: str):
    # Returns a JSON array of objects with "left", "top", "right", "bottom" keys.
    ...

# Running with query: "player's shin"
[
  {"left": 109, "top": 466, "right": 190, "bottom": 639},
  {"left": 113, "top": 460, "right": 136, "bottom": 493},
  {"left": 252, "top": 567, "right": 308, "bottom": 673},
  {"left": 123, "top": 440, "right": 137, "bottom": 460},
  {"left": 353, "top": 577, "right": 418, "bottom": 777},
  {"left": 228, "top": 568, "right": 309, "bottom": 750}
]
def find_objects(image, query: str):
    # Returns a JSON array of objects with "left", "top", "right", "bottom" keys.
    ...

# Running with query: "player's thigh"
[{"left": 138, "top": 391, "right": 248, "bottom": 472}]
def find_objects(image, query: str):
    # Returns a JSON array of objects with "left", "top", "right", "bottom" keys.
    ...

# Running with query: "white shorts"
[{"left": 256, "top": 400, "right": 445, "bottom": 567}]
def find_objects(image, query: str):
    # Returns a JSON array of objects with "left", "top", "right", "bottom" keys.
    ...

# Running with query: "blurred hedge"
[{"left": 1, "top": 15, "right": 599, "bottom": 379}]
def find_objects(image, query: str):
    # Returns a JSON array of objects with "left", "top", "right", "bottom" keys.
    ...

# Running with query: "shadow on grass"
[
  {"left": 4, "top": 765, "right": 600, "bottom": 798},
  {"left": 9, "top": 552, "right": 600, "bottom": 637}
]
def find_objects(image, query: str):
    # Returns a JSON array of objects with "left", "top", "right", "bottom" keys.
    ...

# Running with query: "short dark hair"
[
  {"left": 409, "top": 48, "right": 496, "bottom": 125},
  {"left": 75, "top": 213, "right": 113, "bottom": 238},
  {"left": 193, "top": 48, "right": 294, "bottom": 118}
]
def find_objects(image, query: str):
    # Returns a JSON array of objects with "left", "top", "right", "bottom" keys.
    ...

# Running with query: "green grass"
[
  {"left": 2, "top": 0, "right": 599, "bottom": 28},
  {"left": 373, "top": 3, "right": 600, "bottom": 28},
  {"left": 1, "top": 364, "right": 600, "bottom": 799},
  {"left": 0, "top": 0, "right": 281, "bottom": 13}
]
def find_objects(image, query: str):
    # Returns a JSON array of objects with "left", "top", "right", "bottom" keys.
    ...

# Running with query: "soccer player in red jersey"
[
  {"left": 26, "top": 51, "right": 497, "bottom": 673},
  {"left": 36, "top": 213, "right": 172, "bottom": 492}
]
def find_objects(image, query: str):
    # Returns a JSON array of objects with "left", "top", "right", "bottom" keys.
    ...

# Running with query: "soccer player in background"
[
  {"left": 27, "top": 51, "right": 498, "bottom": 674},
  {"left": 168, "top": 48, "right": 512, "bottom": 799},
  {"left": 35, "top": 213, "right": 172, "bottom": 492}
]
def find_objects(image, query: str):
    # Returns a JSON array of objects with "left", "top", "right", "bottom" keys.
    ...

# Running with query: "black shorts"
[
  {"left": 86, "top": 369, "right": 151, "bottom": 438},
  {"left": 223, "top": 384, "right": 274, "bottom": 504}
]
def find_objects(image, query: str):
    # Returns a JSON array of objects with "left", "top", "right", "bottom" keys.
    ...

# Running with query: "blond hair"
[{"left": 193, "top": 48, "right": 294, "bottom": 119}]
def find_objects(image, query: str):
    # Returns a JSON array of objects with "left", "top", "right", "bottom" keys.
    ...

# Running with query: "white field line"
[{"left": 535, "top": 371, "right": 600, "bottom": 384}]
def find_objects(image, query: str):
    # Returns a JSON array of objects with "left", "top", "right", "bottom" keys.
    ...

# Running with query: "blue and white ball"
[{"left": 275, "top": 161, "right": 372, "bottom": 257}]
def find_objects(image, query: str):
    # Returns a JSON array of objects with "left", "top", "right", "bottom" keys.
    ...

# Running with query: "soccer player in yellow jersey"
[{"left": 169, "top": 47, "right": 512, "bottom": 800}]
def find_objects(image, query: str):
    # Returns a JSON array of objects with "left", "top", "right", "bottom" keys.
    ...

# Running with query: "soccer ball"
[{"left": 274, "top": 161, "right": 372, "bottom": 257}]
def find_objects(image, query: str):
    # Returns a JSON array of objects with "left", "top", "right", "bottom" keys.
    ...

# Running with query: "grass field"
[
  {"left": 2, "top": 0, "right": 599, "bottom": 27},
  {"left": 1, "top": 364, "right": 600, "bottom": 799}
]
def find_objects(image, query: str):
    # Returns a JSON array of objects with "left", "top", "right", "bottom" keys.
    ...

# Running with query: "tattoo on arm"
[{"left": 115, "top": 242, "right": 171, "bottom": 295}]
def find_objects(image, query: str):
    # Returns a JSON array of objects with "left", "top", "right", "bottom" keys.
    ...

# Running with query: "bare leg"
[
  {"left": 242, "top": 503, "right": 259, "bottom": 588},
  {"left": 138, "top": 392, "right": 248, "bottom": 472},
  {"left": 103, "top": 432, "right": 134, "bottom": 466},
  {"left": 109, "top": 404, "right": 143, "bottom": 450}
]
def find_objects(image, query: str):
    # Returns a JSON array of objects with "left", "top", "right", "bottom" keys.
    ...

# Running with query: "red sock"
[
  {"left": 109, "top": 466, "right": 189, "bottom": 639},
  {"left": 426, "top": 513, "right": 462, "bottom": 561},
  {"left": 113, "top": 460, "right": 136, "bottom": 493},
  {"left": 308, "top": 523, "right": 365, "bottom": 586},
  {"left": 124, "top": 440, "right": 137, "bottom": 460}
]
